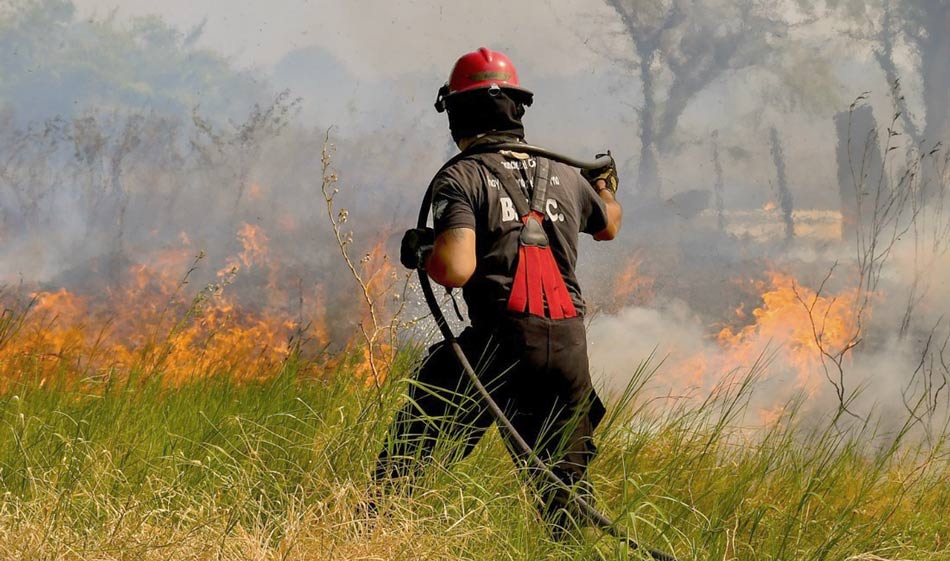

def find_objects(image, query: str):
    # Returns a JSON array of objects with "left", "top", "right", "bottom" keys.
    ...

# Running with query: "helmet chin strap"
[{"left": 434, "top": 84, "right": 450, "bottom": 113}]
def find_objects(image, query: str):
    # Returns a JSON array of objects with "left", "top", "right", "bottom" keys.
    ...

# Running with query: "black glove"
[
  {"left": 580, "top": 152, "right": 619, "bottom": 194},
  {"left": 400, "top": 227, "right": 435, "bottom": 270}
]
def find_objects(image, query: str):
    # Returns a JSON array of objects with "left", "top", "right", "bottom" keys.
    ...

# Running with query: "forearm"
[{"left": 594, "top": 180, "right": 622, "bottom": 241}]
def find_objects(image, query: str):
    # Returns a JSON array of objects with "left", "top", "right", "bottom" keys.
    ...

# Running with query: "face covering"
[{"left": 444, "top": 89, "right": 532, "bottom": 144}]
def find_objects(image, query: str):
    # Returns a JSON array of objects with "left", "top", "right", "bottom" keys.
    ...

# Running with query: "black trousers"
[{"left": 374, "top": 314, "right": 606, "bottom": 530}]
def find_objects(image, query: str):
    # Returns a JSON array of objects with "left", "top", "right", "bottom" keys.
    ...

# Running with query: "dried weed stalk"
[{"left": 319, "top": 131, "right": 411, "bottom": 390}]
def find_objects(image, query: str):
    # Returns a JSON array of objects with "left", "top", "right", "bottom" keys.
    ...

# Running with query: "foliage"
[{"left": 0, "top": 0, "right": 265, "bottom": 123}]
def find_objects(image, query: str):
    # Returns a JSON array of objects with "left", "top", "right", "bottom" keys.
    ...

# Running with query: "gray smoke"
[{"left": 2, "top": 0, "right": 950, "bottom": 427}]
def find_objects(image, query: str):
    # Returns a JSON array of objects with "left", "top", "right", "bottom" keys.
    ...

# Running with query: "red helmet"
[{"left": 435, "top": 47, "right": 533, "bottom": 113}]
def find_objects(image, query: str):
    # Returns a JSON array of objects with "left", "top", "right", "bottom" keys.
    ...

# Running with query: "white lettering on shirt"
[
  {"left": 484, "top": 170, "right": 501, "bottom": 190},
  {"left": 501, "top": 158, "right": 537, "bottom": 170},
  {"left": 546, "top": 199, "right": 566, "bottom": 222},
  {"left": 500, "top": 197, "right": 518, "bottom": 222},
  {"left": 501, "top": 197, "right": 565, "bottom": 223}
]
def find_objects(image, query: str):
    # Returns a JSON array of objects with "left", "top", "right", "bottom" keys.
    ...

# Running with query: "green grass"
[{"left": 0, "top": 350, "right": 947, "bottom": 560}]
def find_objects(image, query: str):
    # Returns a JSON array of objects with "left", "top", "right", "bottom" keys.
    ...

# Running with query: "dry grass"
[{"left": 0, "top": 344, "right": 947, "bottom": 561}]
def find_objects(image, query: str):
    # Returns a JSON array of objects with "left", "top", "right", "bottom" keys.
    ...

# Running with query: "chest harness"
[{"left": 473, "top": 151, "right": 578, "bottom": 320}]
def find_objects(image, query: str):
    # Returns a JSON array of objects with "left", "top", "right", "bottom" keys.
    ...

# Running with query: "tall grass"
[{"left": 0, "top": 344, "right": 947, "bottom": 560}]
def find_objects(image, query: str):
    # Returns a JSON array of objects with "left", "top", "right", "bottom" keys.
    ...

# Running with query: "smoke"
[
  {"left": 2, "top": 0, "right": 950, "bottom": 427},
  {"left": 587, "top": 179, "right": 950, "bottom": 429}
]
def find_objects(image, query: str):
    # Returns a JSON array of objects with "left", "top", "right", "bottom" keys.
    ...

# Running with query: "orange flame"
[
  {"left": 0, "top": 220, "right": 379, "bottom": 389},
  {"left": 611, "top": 253, "right": 656, "bottom": 308},
  {"left": 669, "top": 271, "right": 863, "bottom": 406}
]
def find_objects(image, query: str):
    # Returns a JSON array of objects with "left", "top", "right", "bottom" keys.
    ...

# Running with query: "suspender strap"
[{"left": 526, "top": 157, "right": 550, "bottom": 215}]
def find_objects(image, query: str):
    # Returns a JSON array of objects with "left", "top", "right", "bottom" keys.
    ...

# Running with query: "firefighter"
[{"left": 373, "top": 47, "right": 623, "bottom": 536}]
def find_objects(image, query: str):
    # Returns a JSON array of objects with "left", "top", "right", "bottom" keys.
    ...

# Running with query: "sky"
[
  {"left": 69, "top": 0, "right": 642, "bottom": 172},
  {"left": 72, "top": 0, "right": 618, "bottom": 78},
  {"left": 64, "top": 0, "right": 903, "bottom": 211}
]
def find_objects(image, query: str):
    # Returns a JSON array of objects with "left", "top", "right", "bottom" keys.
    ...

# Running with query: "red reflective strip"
[
  {"left": 506, "top": 212, "right": 577, "bottom": 320},
  {"left": 547, "top": 249, "right": 577, "bottom": 318},
  {"left": 525, "top": 246, "right": 545, "bottom": 316},
  {"left": 558, "top": 282, "right": 577, "bottom": 318},
  {"left": 549, "top": 246, "right": 576, "bottom": 318},
  {"left": 507, "top": 245, "right": 528, "bottom": 313}
]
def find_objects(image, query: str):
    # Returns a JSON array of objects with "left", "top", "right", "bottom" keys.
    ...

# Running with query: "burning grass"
[
  {"left": 0, "top": 338, "right": 948, "bottom": 560},
  {"left": 0, "top": 214, "right": 406, "bottom": 393}
]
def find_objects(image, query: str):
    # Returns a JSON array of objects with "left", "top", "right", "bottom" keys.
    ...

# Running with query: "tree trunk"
[
  {"left": 834, "top": 105, "right": 885, "bottom": 241},
  {"left": 920, "top": 20, "right": 950, "bottom": 147},
  {"left": 875, "top": 7, "right": 922, "bottom": 144},
  {"left": 637, "top": 52, "right": 661, "bottom": 199},
  {"left": 769, "top": 127, "right": 795, "bottom": 241},
  {"left": 711, "top": 130, "right": 726, "bottom": 232}
]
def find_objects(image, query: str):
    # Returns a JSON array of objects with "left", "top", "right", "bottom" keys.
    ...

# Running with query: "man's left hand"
[
  {"left": 581, "top": 152, "right": 619, "bottom": 195},
  {"left": 400, "top": 227, "right": 435, "bottom": 270}
]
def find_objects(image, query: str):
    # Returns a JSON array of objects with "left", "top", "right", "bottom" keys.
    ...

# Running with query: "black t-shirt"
[{"left": 431, "top": 149, "right": 608, "bottom": 327}]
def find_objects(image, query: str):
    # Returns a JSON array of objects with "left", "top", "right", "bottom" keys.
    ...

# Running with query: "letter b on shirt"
[{"left": 501, "top": 197, "right": 518, "bottom": 222}]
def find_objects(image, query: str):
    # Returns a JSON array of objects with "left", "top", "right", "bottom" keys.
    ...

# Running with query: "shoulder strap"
[{"left": 524, "top": 157, "right": 550, "bottom": 215}]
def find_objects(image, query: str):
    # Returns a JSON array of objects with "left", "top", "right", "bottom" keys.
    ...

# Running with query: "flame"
[
  {"left": 311, "top": 287, "right": 330, "bottom": 348},
  {"left": 7, "top": 194, "right": 862, "bottom": 421},
  {"left": 735, "top": 303, "right": 746, "bottom": 319},
  {"left": 347, "top": 236, "right": 399, "bottom": 387},
  {"left": 611, "top": 253, "right": 656, "bottom": 308},
  {"left": 669, "top": 271, "right": 863, "bottom": 405},
  {"left": 0, "top": 220, "right": 388, "bottom": 388},
  {"left": 218, "top": 222, "right": 270, "bottom": 277},
  {"left": 247, "top": 183, "right": 263, "bottom": 201}
]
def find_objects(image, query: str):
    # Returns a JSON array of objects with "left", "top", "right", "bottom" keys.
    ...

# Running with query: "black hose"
[{"left": 415, "top": 143, "right": 680, "bottom": 561}]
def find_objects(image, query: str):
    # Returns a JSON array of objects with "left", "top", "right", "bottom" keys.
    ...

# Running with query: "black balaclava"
[{"left": 444, "top": 88, "right": 533, "bottom": 144}]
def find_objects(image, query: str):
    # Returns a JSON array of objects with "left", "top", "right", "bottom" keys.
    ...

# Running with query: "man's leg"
[
  {"left": 373, "top": 328, "right": 504, "bottom": 488},
  {"left": 506, "top": 396, "right": 600, "bottom": 539},
  {"left": 500, "top": 315, "right": 604, "bottom": 538}
]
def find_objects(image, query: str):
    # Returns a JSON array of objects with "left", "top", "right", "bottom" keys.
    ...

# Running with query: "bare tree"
[
  {"left": 902, "top": 320, "right": 950, "bottom": 444},
  {"left": 769, "top": 126, "right": 795, "bottom": 241},
  {"left": 825, "top": 0, "right": 950, "bottom": 148},
  {"left": 190, "top": 90, "right": 301, "bottom": 216},
  {"left": 602, "top": 0, "right": 790, "bottom": 198},
  {"left": 319, "top": 133, "right": 412, "bottom": 394},
  {"left": 797, "top": 93, "right": 943, "bottom": 419},
  {"left": 711, "top": 129, "right": 726, "bottom": 232}
]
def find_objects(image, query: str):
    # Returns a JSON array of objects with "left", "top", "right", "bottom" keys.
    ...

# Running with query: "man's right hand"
[
  {"left": 580, "top": 152, "right": 619, "bottom": 194},
  {"left": 400, "top": 227, "right": 435, "bottom": 270}
]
